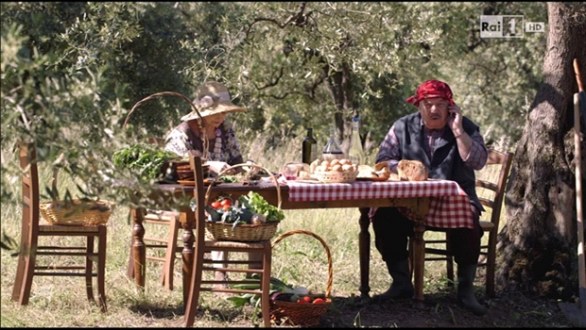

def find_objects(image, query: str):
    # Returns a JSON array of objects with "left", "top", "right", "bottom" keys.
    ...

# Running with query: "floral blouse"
[{"left": 164, "top": 121, "right": 244, "bottom": 165}]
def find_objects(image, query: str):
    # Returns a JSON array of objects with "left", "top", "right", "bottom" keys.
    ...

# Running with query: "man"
[{"left": 372, "top": 79, "right": 488, "bottom": 315}]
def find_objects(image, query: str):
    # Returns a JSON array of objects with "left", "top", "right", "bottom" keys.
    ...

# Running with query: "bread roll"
[{"left": 397, "top": 160, "right": 428, "bottom": 181}]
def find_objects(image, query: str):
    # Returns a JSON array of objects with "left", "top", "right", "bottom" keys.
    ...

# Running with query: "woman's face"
[
  {"left": 418, "top": 97, "right": 450, "bottom": 130},
  {"left": 203, "top": 112, "right": 227, "bottom": 128}
]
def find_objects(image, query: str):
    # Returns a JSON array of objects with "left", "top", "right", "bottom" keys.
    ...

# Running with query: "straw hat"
[{"left": 181, "top": 81, "right": 246, "bottom": 122}]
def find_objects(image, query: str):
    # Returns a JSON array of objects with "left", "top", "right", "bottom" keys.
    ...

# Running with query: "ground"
[{"left": 313, "top": 289, "right": 576, "bottom": 328}]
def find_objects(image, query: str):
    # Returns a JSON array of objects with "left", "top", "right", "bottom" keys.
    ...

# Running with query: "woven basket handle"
[
  {"left": 122, "top": 91, "right": 209, "bottom": 160},
  {"left": 272, "top": 229, "right": 333, "bottom": 298},
  {"left": 204, "top": 163, "right": 282, "bottom": 209}
]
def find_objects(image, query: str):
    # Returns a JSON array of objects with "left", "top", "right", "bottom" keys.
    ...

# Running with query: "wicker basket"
[
  {"left": 205, "top": 221, "right": 278, "bottom": 242},
  {"left": 204, "top": 163, "right": 282, "bottom": 242},
  {"left": 314, "top": 169, "right": 358, "bottom": 183},
  {"left": 40, "top": 199, "right": 114, "bottom": 226},
  {"left": 123, "top": 91, "right": 210, "bottom": 160},
  {"left": 270, "top": 230, "right": 333, "bottom": 327}
]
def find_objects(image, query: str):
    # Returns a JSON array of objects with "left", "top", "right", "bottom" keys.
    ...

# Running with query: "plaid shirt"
[{"left": 164, "top": 121, "right": 244, "bottom": 165}]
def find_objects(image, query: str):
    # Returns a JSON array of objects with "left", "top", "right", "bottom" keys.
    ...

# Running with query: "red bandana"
[{"left": 405, "top": 80, "right": 455, "bottom": 106}]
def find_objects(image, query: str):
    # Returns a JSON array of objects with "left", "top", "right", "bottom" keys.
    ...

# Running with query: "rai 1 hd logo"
[{"left": 480, "top": 15, "right": 545, "bottom": 38}]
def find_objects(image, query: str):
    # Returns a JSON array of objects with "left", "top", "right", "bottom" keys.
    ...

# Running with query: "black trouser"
[{"left": 371, "top": 206, "right": 483, "bottom": 265}]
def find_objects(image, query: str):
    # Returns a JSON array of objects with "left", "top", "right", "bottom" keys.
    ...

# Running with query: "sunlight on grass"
[{"left": 0, "top": 142, "right": 497, "bottom": 327}]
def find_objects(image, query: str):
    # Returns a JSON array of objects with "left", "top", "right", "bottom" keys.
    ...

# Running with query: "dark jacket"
[{"left": 393, "top": 113, "right": 482, "bottom": 211}]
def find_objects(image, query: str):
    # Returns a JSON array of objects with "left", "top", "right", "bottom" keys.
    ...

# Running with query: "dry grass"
[{"left": 0, "top": 143, "right": 574, "bottom": 327}]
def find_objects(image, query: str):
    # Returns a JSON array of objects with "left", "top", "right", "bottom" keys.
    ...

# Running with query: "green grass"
[{"left": 1, "top": 142, "right": 488, "bottom": 327}]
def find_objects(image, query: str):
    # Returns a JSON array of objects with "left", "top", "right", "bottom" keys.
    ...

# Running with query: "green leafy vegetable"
[
  {"left": 244, "top": 191, "right": 285, "bottom": 222},
  {"left": 113, "top": 144, "right": 179, "bottom": 181}
]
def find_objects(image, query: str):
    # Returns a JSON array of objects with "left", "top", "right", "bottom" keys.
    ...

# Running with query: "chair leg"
[
  {"left": 261, "top": 243, "right": 272, "bottom": 328},
  {"left": 184, "top": 245, "right": 206, "bottom": 327},
  {"left": 126, "top": 234, "right": 135, "bottom": 280},
  {"left": 18, "top": 244, "right": 37, "bottom": 306},
  {"left": 446, "top": 232, "right": 455, "bottom": 287},
  {"left": 86, "top": 236, "right": 96, "bottom": 303},
  {"left": 11, "top": 242, "right": 28, "bottom": 302},
  {"left": 485, "top": 232, "right": 497, "bottom": 297},
  {"left": 97, "top": 226, "right": 107, "bottom": 312},
  {"left": 161, "top": 218, "right": 180, "bottom": 291}
]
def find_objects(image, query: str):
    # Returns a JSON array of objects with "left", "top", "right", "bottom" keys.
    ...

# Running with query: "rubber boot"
[
  {"left": 457, "top": 264, "right": 487, "bottom": 316},
  {"left": 373, "top": 259, "right": 414, "bottom": 301}
]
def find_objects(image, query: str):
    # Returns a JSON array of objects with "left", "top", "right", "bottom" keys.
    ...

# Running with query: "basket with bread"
[{"left": 309, "top": 158, "right": 359, "bottom": 183}]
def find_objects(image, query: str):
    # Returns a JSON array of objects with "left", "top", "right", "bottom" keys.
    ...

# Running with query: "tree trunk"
[{"left": 497, "top": 2, "right": 586, "bottom": 300}]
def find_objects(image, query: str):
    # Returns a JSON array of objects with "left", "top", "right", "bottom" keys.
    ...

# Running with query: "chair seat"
[
  {"left": 479, "top": 220, "right": 494, "bottom": 230},
  {"left": 39, "top": 224, "right": 104, "bottom": 233},
  {"left": 206, "top": 240, "right": 269, "bottom": 249},
  {"left": 144, "top": 210, "right": 180, "bottom": 220}
]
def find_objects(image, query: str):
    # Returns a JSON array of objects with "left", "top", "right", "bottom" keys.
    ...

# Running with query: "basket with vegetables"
[
  {"left": 269, "top": 230, "right": 333, "bottom": 326},
  {"left": 204, "top": 163, "right": 284, "bottom": 242}
]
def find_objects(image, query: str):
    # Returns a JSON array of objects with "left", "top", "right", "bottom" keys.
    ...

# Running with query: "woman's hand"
[{"left": 206, "top": 161, "right": 231, "bottom": 175}]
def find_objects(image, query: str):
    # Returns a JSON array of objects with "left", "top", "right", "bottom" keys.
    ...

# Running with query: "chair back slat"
[
  {"left": 475, "top": 148, "right": 513, "bottom": 229},
  {"left": 19, "top": 142, "right": 40, "bottom": 234}
]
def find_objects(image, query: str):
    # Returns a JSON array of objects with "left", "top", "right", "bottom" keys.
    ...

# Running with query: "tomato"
[
  {"left": 220, "top": 198, "right": 232, "bottom": 207},
  {"left": 296, "top": 298, "right": 308, "bottom": 304},
  {"left": 312, "top": 298, "right": 325, "bottom": 304},
  {"left": 211, "top": 201, "right": 221, "bottom": 209},
  {"left": 222, "top": 204, "right": 231, "bottom": 211},
  {"left": 302, "top": 296, "right": 312, "bottom": 303}
]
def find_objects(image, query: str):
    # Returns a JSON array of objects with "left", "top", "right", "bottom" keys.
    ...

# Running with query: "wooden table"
[{"left": 129, "top": 179, "right": 474, "bottom": 304}]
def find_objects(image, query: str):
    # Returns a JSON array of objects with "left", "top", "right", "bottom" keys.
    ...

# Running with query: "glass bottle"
[
  {"left": 302, "top": 128, "right": 318, "bottom": 164},
  {"left": 322, "top": 125, "right": 344, "bottom": 161},
  {"left": 348, "top": 112, "right": 366, "bottom": 165}
]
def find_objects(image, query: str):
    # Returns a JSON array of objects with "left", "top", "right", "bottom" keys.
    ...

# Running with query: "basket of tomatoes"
[
  {"left": 269, "top": 230, "right": 333, "bottom": 327},
  {"left": 204, "top": 163, "right": 284, "bottom": 242}
]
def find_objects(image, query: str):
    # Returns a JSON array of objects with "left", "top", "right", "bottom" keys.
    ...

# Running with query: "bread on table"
[{"left": 397, "top": 159, "right": 429, "bottom": 181}]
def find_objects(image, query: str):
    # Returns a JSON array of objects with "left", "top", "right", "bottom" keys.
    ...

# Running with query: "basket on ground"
[
  {"left": 204, "top": 163, "right": 282, "bottom": 242},
  {"left": 40, "top": 199, "right": 114, "bottom": 226},
  {"left": 314, "top": 168, "right": 358, "bottom": 183},
  {"left": 270, "top": 230, "right": 333, "bottom": 327}
]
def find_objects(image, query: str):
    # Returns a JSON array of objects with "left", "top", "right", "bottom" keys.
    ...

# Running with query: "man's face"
[{"left": 418, "top": 97, "right": 450, "bottom": 130}]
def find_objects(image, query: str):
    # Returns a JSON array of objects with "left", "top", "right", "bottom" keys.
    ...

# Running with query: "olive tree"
[{"left": 496, "top": 2, "right": 586, "bottom": 300}]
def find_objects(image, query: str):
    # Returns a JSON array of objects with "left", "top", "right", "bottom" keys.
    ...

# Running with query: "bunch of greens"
[
  {"left": 113, "top": 144, "right": 180, "bottom": 181},
  {"left": 244, "top": 191, "right": 285, "bottom": 222}
]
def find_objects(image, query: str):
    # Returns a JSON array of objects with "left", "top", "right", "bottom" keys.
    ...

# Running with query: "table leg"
[
  {"left": 412, "top": 222, "right": 425, "bottom": 304},
  {"left": 358, "top": 207, "right": 371, "bottom": 298},
  {"left": 131, "top": 208, "right": 146, "bottom": 289},
  {"left": 180, "top": 211, "right": 195, "bottom": 305}
]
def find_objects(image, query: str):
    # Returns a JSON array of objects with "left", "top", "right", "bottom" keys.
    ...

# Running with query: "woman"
[
  {"left": 164, "top": 81, "right": 253, "bottom": 287},
  {"left": 164, "top": 81, "right": 246, "bottom": 174}
]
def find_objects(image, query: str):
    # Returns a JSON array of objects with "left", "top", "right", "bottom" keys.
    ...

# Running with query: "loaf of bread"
[
  {"left": 397, "top": 160, "right": 428, "bottom": 181},
  {"left": 356, "top": 162, "right": 391, "bottom": 181}
]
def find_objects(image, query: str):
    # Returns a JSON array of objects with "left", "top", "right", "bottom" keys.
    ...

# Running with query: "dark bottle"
[{"left": 302, "top": 128, "right": 318, "bottom": 164}]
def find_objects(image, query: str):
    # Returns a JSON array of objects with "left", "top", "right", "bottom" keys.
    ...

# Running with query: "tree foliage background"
[{"left": 5, "top": 1, "right": 582, "bottom": 301}]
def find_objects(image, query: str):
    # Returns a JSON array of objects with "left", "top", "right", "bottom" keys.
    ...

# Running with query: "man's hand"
[{"left": 448, "top": 103, "right": 464, "bottom": 136}]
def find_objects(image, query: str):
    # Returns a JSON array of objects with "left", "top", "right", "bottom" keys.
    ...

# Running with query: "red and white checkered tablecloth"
[{"left": 282, "top": 179, "right": 474, "bottom": 229}]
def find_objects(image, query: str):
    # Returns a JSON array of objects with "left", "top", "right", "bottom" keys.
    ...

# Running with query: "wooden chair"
[
  {"left": 11, "top": 142, "right": 108, "bottom": 312},
  {"left": 126, "top": 210, "right": 182, "bottom": 290},
  {"left": 410, "top": 148, "right": 513, "bottom": 297},
  {"left": 125, "top": 137, "right": 184, "bottom": 291},
  {"left": 183, "top": 155, "right": 273, "bottom": 327}
]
